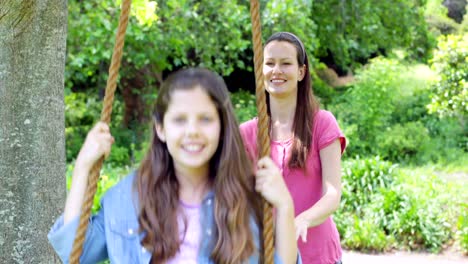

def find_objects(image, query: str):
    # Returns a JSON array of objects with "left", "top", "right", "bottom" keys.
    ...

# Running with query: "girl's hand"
[
  {"left": 75, "top": 122, "right": 114, "bottom": 171},
  {"left": 255, "top": 157, "right": 293, "bottom": 210},
  {"left": 295, "top": 214, "right": 309, "bottom": 242}
]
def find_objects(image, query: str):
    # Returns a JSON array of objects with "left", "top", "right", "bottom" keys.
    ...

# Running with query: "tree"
[
  {"left": 428, "top": 34, "right": 468, "bottom": 126},
  {"left": 0, "top": 1, "right": 67, "bottom": 262}
]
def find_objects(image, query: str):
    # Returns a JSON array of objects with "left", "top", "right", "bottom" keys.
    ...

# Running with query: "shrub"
[
  {"left": 65, "top": 91, "right": 136, "bottom": 166},
  {"left": 337, "top": 159, "right": 454, "bottom": 252},
  {"left": 377, "top": 121, "right": 430, "bottom": 162},
  {"left": 428, "top": 34, "right": 468, "bottom": 120},
  {"left": 66, "top": 163, "right": 130, "bottom": 213},
  {"left": 341, "top": 156, "right": 397, "bottom": 213},
  {"left": 230, "top": 89, "right": 257, "bottom": 123},
  {"left": 339, "top": 214, "right": 394, "bottom": 252},
  {"left": 330, "top": 58, "right": 406, "bottom": 157},
  {"left": 425, "top": 14, "right": 461, "bottom": 36},
  {"left": 457, "top": 203, "right": 468, "bottom": 254},
  {"left": 419, "top": 115, "right": 467, "bottom": 163}
]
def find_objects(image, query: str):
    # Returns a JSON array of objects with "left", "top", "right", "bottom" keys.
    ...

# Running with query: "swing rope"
[
  {"left": 249, "top": 1, "right": 274, "bottom": 263},
  {"left": 70, "top": 0, "right": 274, "bottom": 263},
  {"left": 69, "top": 0, "right": 132, "bottom": 262}
]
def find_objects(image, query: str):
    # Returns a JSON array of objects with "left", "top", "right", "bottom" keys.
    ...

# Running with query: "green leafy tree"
[
  {"left": 312, "top": 0, "right": 435, "bottom": 68},
  {"left": 428, "top": 34, "right": 468, "bottom": 125}
]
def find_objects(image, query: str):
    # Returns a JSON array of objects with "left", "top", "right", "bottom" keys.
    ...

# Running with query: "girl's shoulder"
[{"left": 101, "top": 171, "right": 139, "bottom": 214}]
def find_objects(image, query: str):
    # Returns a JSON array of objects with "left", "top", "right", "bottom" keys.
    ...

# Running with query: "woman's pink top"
[{"left": 240, "top": 110, "right": 346, "bottom": 264}]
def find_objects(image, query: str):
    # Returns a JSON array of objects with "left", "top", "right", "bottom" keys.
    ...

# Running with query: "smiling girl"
[{"left": 48, "top": 68, "right": 299, "bottom": 264}]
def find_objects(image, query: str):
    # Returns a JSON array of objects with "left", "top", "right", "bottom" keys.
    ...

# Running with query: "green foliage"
[
  {"left": 377, "top": 122, "right": 430, "bottom": 162},
  {"left": 419, "top": 115, "right": 467, "bottom": 164},
  {"left": 341, "top": 156, "right": 397, "bottom": 213},
  {"left": 230, "top": 89, "right": 257, "bottom": 123},
  {"left": 262, "top": 0, "right": 319, "bottom": 65},
  {"left": 67, "top": 0, "right": 253, "bottom": 85},
  {"left": 331, "top": 58, "right": 404, "bottom": 156},
  {"left": 365, "top": 184, "right": 451, "bottom": 252},
  {"left": 66, "top": 164, "right": 130, "bottom": 213},
  {"left": 65, "top": 92, "right": 102, "bottom": 161},
  {"left": 428, "top": 34, "right": 468, "bottom": 119},
  {"left": 457, "top": 203, "right": 468, "bottom": 254},
  {"left": 337, "top": 159, "right": 455, "bottom": 252},
  {"left": 338, "top": 213, "right": 394, "bottom": 252},
  {"left": 65, "top": 91, "right": 134, "bottom": 166},
  {"left": 426, "top": 14, "right": 461, "bottom": 35},
  {"left": 312, "top": 0, "right": 435, "bottom": 66}
]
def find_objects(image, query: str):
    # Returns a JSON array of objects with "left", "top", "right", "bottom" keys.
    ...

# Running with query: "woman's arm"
[
  {"left": 255, "top": 157, "right": 298, "bottom": 264},
  {"left": 295, "top": 139, "right": 342, "bottom": 242}
]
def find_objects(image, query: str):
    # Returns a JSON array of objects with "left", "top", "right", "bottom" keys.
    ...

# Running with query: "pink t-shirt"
[
  {"left": 166, "top": 201, "right": 202, "bottom": 264},
  {"left": 240, "top": 110, "right": 346, "bottom": 264}
]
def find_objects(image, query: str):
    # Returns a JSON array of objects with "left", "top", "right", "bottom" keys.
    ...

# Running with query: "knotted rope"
[
  {"left": 70, "top": 0, "right": 274, "bottom": 263},
  {"left": 249, "top": 1, "right": 274, "bottom": 263},
  {"left": 69, "top": 0, "right": 132, "bottom": 262}
]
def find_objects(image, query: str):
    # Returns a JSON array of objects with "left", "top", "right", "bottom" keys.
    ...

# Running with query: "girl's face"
[
  {"left": 263, "top": 40, "right": 305, "bottom": 98},
  {"left": 156, "top": 86, "right": 221, "bottom": 177}
]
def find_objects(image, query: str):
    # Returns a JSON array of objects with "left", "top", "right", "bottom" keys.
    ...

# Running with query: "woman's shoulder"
[
  {"left": 313, "top": 109, "right": 340, "bottom": 127},
  {"left": 314, "top": 109, "right": 337, "bottom": 120},
  {"left": 240, "top": 118, "right": 258, "bottom": 131},
  {"left": 239, "top": 118, "right": 258, "bottom": 140}
]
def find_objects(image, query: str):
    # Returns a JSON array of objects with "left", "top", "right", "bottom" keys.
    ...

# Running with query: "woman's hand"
[
  {"left": 256, "top": 157, "right": 297, "bottom": 264},
  {"left": 295, "top": 214, "right": 309, "bottom": 242},
  {"left": 255, "top": 157, "right": 293, "bottom": 210},
  {"left": 75, "top": 122, "right": 114, "bottom": 171}
]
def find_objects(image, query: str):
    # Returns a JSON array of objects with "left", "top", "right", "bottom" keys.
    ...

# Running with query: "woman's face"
[
  {"left": 263, "top": 40, "right": 305, "bottom": 99},
  {"left": 156, "top": 86, "right": 221, "bottom": 178}
]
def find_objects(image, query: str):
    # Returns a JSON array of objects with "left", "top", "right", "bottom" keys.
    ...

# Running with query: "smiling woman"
[{"left": 241, "top": 32, "right": 347, "bottom": 264}]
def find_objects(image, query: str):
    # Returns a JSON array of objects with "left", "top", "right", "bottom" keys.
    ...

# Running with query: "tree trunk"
[{"left": 0, "top": 1, "right": 67, "bottom": 263}]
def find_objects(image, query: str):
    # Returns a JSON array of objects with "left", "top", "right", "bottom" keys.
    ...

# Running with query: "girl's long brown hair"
[
  {"left": 265, "top": 32, "right": 320, "bottom": 169},
  {"left": 136, "top": 68, "right": 263, "bottom": 263}
]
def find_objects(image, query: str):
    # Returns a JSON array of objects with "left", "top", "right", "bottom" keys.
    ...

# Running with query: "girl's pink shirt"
[{"left": 240, "top": 110, "right": 346, "bottom": 264}]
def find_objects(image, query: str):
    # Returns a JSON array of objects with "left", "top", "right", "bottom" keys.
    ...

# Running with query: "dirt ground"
[{"left": 343, "top": 250, "right": 468, "bottom": 264}]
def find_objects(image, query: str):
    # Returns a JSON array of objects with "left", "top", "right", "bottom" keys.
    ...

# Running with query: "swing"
[{"left": 69, "top": 1, "right": 273, "bottom": 263}]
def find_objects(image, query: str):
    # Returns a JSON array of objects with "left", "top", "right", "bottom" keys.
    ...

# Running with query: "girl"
[
  {"left": 48, "top": 68, "right": 298, "bottom": 263},
  {"left": 240, "top": 32, "right": 346, "bottom": 264}
]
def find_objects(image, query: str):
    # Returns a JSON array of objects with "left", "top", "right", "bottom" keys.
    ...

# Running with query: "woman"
[{"left": 240, "top": 32, "right": 346, "bottom": 264}]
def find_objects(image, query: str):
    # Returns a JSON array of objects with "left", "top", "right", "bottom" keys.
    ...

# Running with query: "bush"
[
  {"left": 338, "top": 213, "right": 394, "bottom": 252},
  {"left": 230, "top": 89, "right": 257, "bottom": 123},
  {"left": 341, "top": 156, "right": 397, "bottom": 213},
  {"left": 377, "top": 121, "right": 430, "bottom": 162},
  {"left": 330, "top": 58, "right": 406, "bottom": 157},
  {"left": 370, "top": 186, "right": 451, "bottom": 252},
  {"left": 337, "top": 158, "right": 454, "bottom": 252},
  {"left": 426, "top": 14, "right": 461, "bottom": 36},
  {"left": 428, "top": 34, "right": 468, "bottom": 120},
  {"left": 65, "top": 91, "right": 136, "bottom": 166},
  {"left": 66, "top": 163, "right": 131, "bottom": 213},
  {"left": 419, "top": 115, "right": 467, "bottom": 163},
  {"left": 457, "top": 203, "right": 468, "bottom": 254}
]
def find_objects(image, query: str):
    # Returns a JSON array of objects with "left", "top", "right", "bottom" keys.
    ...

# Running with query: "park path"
[{"left": 343, "top": 250, "right": 468, "bottom": 264}]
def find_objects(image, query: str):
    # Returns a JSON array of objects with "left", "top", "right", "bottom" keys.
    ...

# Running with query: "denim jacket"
[{"left": 48, "top": 172, "right": 301, "bottom": 264}]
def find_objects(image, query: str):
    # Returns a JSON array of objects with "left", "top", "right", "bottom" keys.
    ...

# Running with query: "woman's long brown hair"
[
  {"left": 265, "top": 32, "right": 320, "bottom": 169},
  {"left": 136, "top": 68, "right": 263, "bottom": 263}
]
